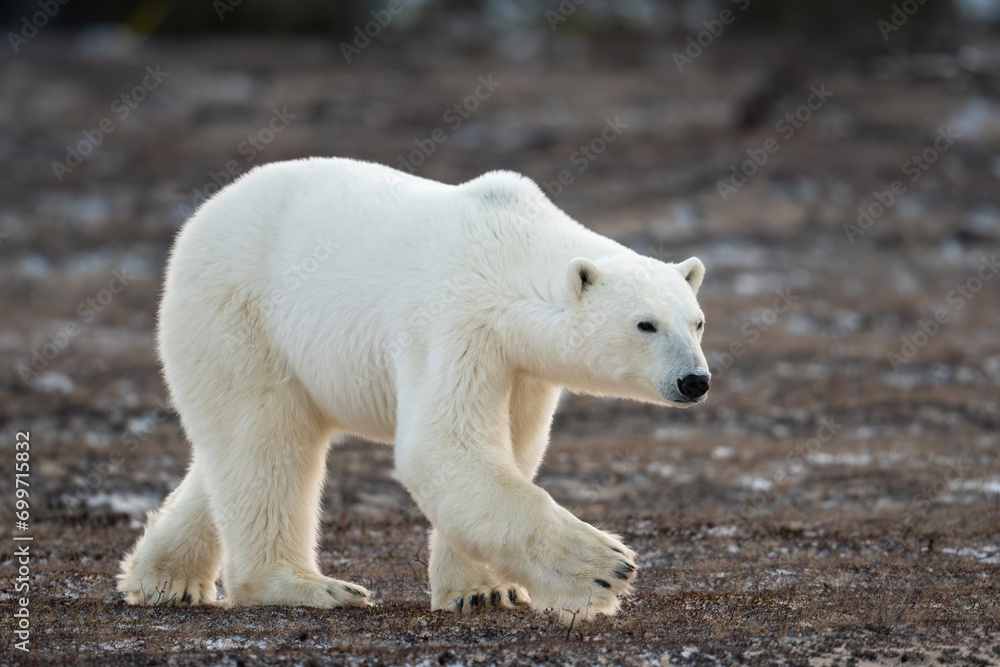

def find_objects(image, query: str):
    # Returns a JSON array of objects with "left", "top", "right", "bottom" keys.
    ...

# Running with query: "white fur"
[{"left": 118, "top": 157, "right": 709, "bottom": 620}]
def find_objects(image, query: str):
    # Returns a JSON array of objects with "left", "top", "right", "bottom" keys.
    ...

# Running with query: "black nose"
[{"left": 677, "top": 374, "right": 709, "bottom": 399}]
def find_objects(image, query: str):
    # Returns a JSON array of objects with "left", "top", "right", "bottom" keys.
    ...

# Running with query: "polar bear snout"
[
  {"left": 677, "top": 373, "right": 710, "bottom": 400},
  {"left": 660, "top": 371, "right": 710, "bottom": 405}
]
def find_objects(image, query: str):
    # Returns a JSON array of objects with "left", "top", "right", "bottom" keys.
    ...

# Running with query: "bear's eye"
[
  {"left": 696, "top": 320, "right": 704, "bottom": 331},
  {"left": 637, "top": 321, "right": 657, "bottom": 333}
]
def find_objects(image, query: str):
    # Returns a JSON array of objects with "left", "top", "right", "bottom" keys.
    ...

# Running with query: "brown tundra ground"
[{"left": 1, "top": 34, "right": 999, "bottom": 666}]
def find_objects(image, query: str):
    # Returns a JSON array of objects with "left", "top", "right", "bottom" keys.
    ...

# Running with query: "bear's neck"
[{"left": 485, "top": 210, "right": 632, "bottom": 383}]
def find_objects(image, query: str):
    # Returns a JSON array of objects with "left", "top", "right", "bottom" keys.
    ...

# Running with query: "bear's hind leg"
[
  {"left": 117, "top": 461, "right": 222, "bottom": 605},
  {"left": 429, "top": 529, "right": 530, "bottom": 613}
]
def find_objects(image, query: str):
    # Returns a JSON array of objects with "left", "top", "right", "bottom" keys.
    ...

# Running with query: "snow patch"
[
  {"left": 738, "top": 476, "right": 774, "bottom": 492},
  {"left": 807, "top": 452, "right": 873, "bottom": 467},
  {"left": 87, "top": 492, "right": 158, "bottom": 518},
  {"left": 711, "top": 445, "right": 734, "bottom": 460},
  {"left": 940, "top": 545, "right": 1000, "bottom": 564}
]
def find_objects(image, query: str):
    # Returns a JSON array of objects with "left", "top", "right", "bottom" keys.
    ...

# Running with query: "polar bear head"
[{"left": 559, "top": 254, "right": 709, "bottom": 407}]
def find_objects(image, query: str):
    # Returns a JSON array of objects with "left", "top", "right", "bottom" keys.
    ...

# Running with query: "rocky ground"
[{"left": 1, "top": 30, "right": 1000, "bottom": 666}]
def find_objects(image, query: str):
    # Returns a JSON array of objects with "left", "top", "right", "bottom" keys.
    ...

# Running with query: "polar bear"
[{"left": 118, "top": 157, "right": 710, "bottom": 620}]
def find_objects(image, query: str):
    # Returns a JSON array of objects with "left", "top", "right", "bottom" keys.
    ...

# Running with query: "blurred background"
[{"left": 1, "top": 1, "right": 999, "bottom": 663}]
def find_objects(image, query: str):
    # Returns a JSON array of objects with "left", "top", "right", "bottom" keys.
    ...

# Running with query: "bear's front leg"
[
  {"left": 428, "top": 528, "right": 530, "bottom": 613},
  {"left": 395, "top": 380, "right": 638, "bottom": 621}
]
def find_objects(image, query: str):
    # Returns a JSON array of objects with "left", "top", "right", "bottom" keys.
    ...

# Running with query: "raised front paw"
[
  {"left": 436, "top": 583, "right": 531, "bottom": 614},
  {"left": 521, "top": 516, "right": 638, "bottom": 621}
]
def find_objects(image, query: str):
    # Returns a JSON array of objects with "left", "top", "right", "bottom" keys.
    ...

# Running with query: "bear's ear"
[
  {"left": 566, "top": 257, "right": 601, "bottom": 299},
  {"left": 676, "top": 257, "right": 705, "bottom": 294}
]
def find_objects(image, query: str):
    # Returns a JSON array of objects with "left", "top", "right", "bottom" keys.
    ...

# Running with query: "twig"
[
  {"left": 409, "top": 547, "right": 428, "bottom": 583},
  {"left": 413, "top": 546, "right": 428, "bottom": 567},
  {"left": 563, "top": 608, "right": 579, "bottom": 640}
]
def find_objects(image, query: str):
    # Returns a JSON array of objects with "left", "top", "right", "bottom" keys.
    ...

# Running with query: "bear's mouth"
[
  {"left": 673, "top": 396, "right": 703, "bottom": 407},
  {"left": 658, "top": 389, "right": 708, "bottom": 407}
]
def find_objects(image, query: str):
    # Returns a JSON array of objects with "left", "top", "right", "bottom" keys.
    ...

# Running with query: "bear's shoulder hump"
[{"left": 459, "top": 170, "right": 544, "bottom": 210}]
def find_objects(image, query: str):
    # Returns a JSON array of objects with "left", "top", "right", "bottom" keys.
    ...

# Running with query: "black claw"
[
  {"left": 456, "top": 596, "right": 464, "bottom": 612},
  {"left": 614, "top": 569, "right": 630, "bottom": 580},
  {"left": 619, "top": 562, "right": 635, "bottom": 572},
  {"left": 611, "top": 547, "right": 624, "bottom": 554},
  {"left": 181, "top": 592, "right": 192, "bottom": 604},
  {"left": 508, "top": 588, "right": 518, "bottom": 603},
  {"left": 469, "top": 593, "right": 480, "bottom": 608},
  {"left": 343, "top": 585, "right": 365, "bottom": 597},
  {"left": 477, "top": 592, "right": 487, "bottom": 607},
  {"left": 594, "top": 579, "right": 611, "bottom": 588},
  {"left": 491, "top": 590, "right": 501, "bottom": 606}
]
